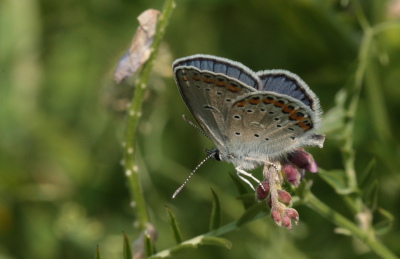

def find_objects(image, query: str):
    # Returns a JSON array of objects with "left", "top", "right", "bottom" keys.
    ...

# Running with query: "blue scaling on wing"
[
  {"left": 258, "top": 71, "right": 313, "bottom": 108},
  {"left": 173, "top": 54, "right": 260, "bottom": 90}
]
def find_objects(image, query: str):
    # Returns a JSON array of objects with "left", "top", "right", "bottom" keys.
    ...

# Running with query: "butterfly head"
[{"left": 205, "top": 147, "right": 222, "bottom": 161}]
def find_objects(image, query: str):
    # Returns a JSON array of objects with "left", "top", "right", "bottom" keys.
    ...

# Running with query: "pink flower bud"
[
  {"left": 285, "top": 208, "right": 299, "bottom": 225},
  {"left": 281, "top": 214, "right": 292, "bottom": 230},
  {"left": 288, "top": 149, "right": 318, "bottom": 173},
  {"left": 282, "top": 163, "right": 301, "bottom": 186},
  {"left": 278, "top": 190, "right": 292, "bottom": 205},
  {"left": 256, "top": 180, "right": 270, "bottom": 200},
  {"left": 271, "top": 208, "right": 281, "bottom": 226}
]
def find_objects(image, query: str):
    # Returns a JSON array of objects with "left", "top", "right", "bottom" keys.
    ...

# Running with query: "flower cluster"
[{"left": 256, "top": 149, "right": 319, "bottom": 230}]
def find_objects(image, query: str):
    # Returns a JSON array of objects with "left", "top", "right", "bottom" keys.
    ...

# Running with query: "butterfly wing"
[
  {"left": 173, "top": 56, "right": 325, "bottom": 165},
  {"left": 222, "top": 70, "right": 324, "bottom": 163},
  {"left": 173, "top": 55, "right": 261, "bottom": 149},
  {"left": 257, "top": 69, "right": 322, "bottom": 123}
]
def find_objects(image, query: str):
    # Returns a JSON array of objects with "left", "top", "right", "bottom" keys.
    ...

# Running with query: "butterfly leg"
[{"left": 236, "top": 167, "right": 261, "bottom": 190}]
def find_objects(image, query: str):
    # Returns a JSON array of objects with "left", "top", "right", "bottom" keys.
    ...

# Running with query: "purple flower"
[
  {"left": 282, "top": 148, "right": 319, "bottom": 187},
  {"left": 287, "top": 148, "right": 318, "bottom": 173},
  {"left": 282, "top": 163, "right": 301, "bottom": 187}
]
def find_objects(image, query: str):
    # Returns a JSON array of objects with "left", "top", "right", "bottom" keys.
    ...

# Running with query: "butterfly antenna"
[
  {"left": 172, "top": 151, "right": 216, "bottom": 199},
  {"left": 182, "top": 115, "right": 211, "bottom": 140}
]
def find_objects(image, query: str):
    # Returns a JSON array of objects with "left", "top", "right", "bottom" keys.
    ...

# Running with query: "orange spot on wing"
[
  {"left": 192, "top": 75, "right": 201, "bottom": 81},
  {"left": 215, "top": 81, "right": 226, "bottom": 87},
  {"left": 290, "top": 113, "right": 305, "bottom": 121},
  {"left": 248, "top": 98, "right": 261, "bottom": 105},
  {"left": 227, "top": 84, "right": 240, "bottom": 92},
  {"left": 237, "top": 100, "right": 246, "bottom": 107},
  {"left": 203, "top": 78, "right": 214, "bottom": 83},
  {"left": 263, "top": 97, "right": 274, "bottom": 104},
  {"left": 297, "top": 122, "right": 312, "bottom": 131}
]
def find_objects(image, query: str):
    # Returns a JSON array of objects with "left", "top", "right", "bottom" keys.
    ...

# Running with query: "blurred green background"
[{"left": 1, "top": 0, "right": 400, "bottom": 258}]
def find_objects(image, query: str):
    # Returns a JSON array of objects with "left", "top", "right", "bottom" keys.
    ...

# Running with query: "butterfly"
[{"left": 172, "top": 54, "right": 325, "bottom": 197}]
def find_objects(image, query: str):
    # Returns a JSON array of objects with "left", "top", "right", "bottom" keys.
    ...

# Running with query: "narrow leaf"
[
  {"left": 236, "top": 202, "right": 264, "bottom": 227},
  {"left": 364, "top": 180, "right": 379, "bottom": 211},
  {"left": 318, "top": 169, "right": 354, "bottom": 195},
  {"left": 167, "top": 236, "right": 232, "bottom": 255},
  {"left": 320, "top": 88, "right": 347, "bottom": 135},
  {"left": 359, "top": 159, "right": 376, "bottom": 186},
  {"left": 374, "top": 208, "right": 394, "bottom": 235},
  {"left": 209, "top": 188, "right": 221, "bottom": 231},
  {"left": 144, "top": 232, "right": 155, "bottom": 257},
  {"left": 95, "top": 245, "right": 102, "bottom": 259},
  {"left": 123, "top": 232, "right": 133, "bottom": 259},
  {"left": 166, "top": 206, "right": 183, "bottom": 244},
  {"left": 149, "top": 229, "right": 235, "bottom": 258},
  {"left": 199, "top": 236, "right": 232, "bottom": 250},
  {"left": 229, "top": 172, "right": 253, "bottom": 209}
]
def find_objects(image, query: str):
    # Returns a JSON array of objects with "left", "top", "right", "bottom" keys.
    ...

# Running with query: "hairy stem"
[{"left": 122, "top": 0, "right": 175, "bottom": 231}]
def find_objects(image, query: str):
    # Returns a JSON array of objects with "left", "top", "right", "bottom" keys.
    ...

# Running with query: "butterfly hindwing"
[{"left": 225, "top": 91, "right": 317, "bottom": 161}]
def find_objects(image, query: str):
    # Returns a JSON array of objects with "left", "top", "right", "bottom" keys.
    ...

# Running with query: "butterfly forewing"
[{"left": 174, "top": 66, "right": 257, "bottom": 149}]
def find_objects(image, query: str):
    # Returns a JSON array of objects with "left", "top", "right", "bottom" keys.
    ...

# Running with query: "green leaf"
[
  {"left": 318, "top": 168, "right": 355, "bottom": 195},
  {"left": 198, "top": 236, "right": 232, "bottom": 250},
  {"left": 320, "top": 88, "right": 347, "bottom": 135},
  {"left": 149, "top": 236, "right": 232, "bottom": 258},
  {"left": 95, "top": 245, "right": 102, "bottom": 259},
  {"left": 236, "top": 202, "right": 265, "bottom": 227},
  {"left": 144, "top": 231, "right": 155, "bottom": 257},
  {"left": 229, "top": 172, "right": 253, "bottom": 209},
  {"left": 363, "top": 180, "right": 379, "bottom": 211},
  {"left": 359, "top": 159, "right": 376, "bottom": 186},
  {"left": 123, "top": 232, "right": 133, "bottom": 259},
  {"left": 166, "top": 206, "right": 183, "bottom": 244},
  {"left": 209, "top": 188, "right": 221, "bottom": 231},
  {"left": 359, "top": 159, "right": 379, "bottom": 210},
  {"left": 374, "top": 208, "right": 394, "bottom": 235}
]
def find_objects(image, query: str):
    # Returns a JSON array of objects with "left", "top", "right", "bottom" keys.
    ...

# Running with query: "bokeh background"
[{"left": 1, "top": 0, "right": 400, "bottom": 258}]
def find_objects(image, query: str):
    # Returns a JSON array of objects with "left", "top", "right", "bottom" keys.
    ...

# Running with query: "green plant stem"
[
  {"left": 340, "top": 1, "right": 374, "bottom": 213},
  {"left": 151, "top": 192, "right": 397, "bottom": 258},
  {"left": 306, "top": 194, "right": 398, "bottom": 259},
  {"left": 149, "top": 212, "right": 266, "bottom": 258},
  {"left": 123, "top": 0, "right": 175, "bottom": 231}
]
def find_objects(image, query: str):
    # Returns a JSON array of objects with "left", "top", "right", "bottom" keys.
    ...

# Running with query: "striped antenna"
[
  {"left": 172, "top": 151, "right": 216, "bottom": 199},
  {"left": 182, "top": 115, "right": 211, "bottom": 140}
]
